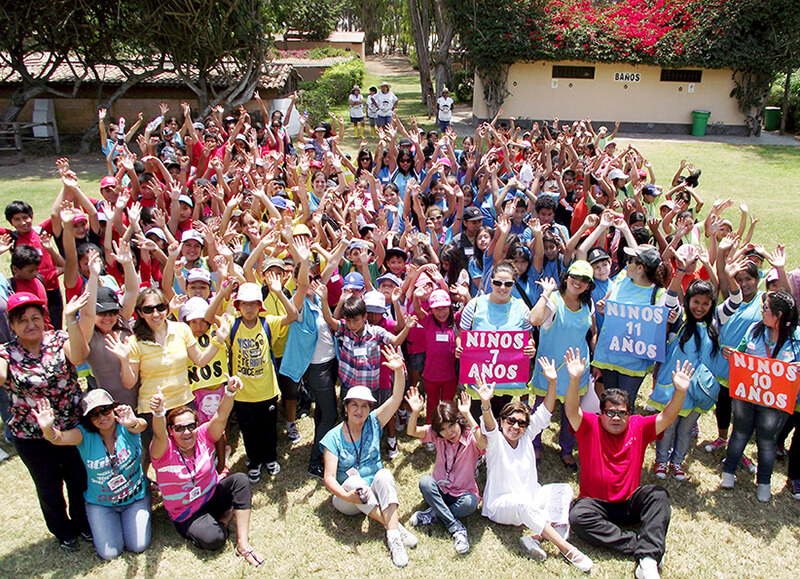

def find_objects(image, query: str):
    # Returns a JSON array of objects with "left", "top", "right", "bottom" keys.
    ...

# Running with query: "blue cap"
[
  {"left": 642, "top": 183, "right": 660, "bottom": 196},
  {"left": 343, "top": 272, "right": 365, "bottom": 290},
  {"left": 376, "top": 272, "right": 402, "bottom": 287}
]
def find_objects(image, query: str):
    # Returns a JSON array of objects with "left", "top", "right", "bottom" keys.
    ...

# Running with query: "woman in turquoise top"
[
  {"left": 708, "top": 260, "right": 763, "bottom": 451},
  {"left": 721, "top": 290, "right": 800, "bottom": 502},
  {"left": 529, "top": 260, "right": 596, "bottom": 469},
  {"left": 459, "top": 261, "right": 537, "bottom": 420},
  {"left": 649, "top": 279, "right": 721, "bottom": 481},
  {"left": 32, "top": 389, "right": 150, "bottom": 560},
  {"left": 592, "top": 244, "right": 670, "bottom": 403}
]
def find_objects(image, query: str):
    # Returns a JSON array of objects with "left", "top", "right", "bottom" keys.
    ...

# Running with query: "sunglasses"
[
  {"left": 399, "top": 158, "right": 413, "bottom": 164},
  {"left": 569, "top": 274, "right": 592, "bottom": 284},
  {"left": 171, "top": 422, "right": 198, "bottom": 433},
  {"left": 89, "top": 405, "right": 115, "bottom": 420},
  {"left": 140, "top": 303, "right": 168, "bottom": 315},
  {"left": 492, "top": 279, "right": 515, "bottom": 288},
  {"left": 505, "top": 417, "right": 529, "bottom": 427},
  {"left": 604, "top": 409, "right": 630, "bottom": 419}
]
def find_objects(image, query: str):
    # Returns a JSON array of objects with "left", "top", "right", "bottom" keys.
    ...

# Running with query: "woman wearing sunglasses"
[
  {"left": 150, "top": 377, "right": 265, "bottom": 566},
  {"left": 106, "top": 288, "right": 230, "bottom": 467},
  {"left": 529, "top": 260, "right": 597, "bottom": 470},
  {"left": 459, "top": 261, "right": 537, "bottom": 418},
  {"left": 474, "top": 360, "right": 593, "bottom": 572},
  {"left": 32, "top": 389, "right": 150, "bottom": 560}
]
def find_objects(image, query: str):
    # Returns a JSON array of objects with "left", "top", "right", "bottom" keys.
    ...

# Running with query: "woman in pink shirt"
[{"left": 406, "top": 389, "right": 486, "bottom": 555}]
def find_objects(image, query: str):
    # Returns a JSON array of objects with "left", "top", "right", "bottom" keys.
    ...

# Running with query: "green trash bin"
[
  {"left": 691, "top": 110, "right": 711, "bottom": 137},
  {"left": 763, "top": 106, "right": 781, "bottom": 131}
]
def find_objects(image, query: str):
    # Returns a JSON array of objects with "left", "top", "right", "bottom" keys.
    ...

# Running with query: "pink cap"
[
  {"left": 6, "top": 292, "right": 47, "bottom": 315},
  {"left": 73, "top": 213, "right": 89, "bottom": 224},
  {"left": 414, "top": 272, "right": 434, "bottom": 288},
  {"left": 100, "top": 176, "right": 118, "bottom": 188},
  {"left": 428, "top": 289, "right": 451, "bottom": 309}
]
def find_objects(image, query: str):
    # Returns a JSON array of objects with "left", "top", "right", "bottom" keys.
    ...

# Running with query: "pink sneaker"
[
  {"left": 654, "top": 462, "right": 668, "bottom": 479},
  {"left": 740, "top": 454, "right": 757, "bottom": 474},
  {"left": 704, "top": 437, "right": 727, "bottom": 452},
  {"left": 670, "top": 463, "right": 687, "bottom": 481}
]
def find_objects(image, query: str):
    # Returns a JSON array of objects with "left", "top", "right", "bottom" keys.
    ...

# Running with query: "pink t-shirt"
[
  {"left": 422, "top": 425, "right": 484, "bottom": 499},
  {"left": 152, "top": 423, "right": 218, "bottom": 522},
  {"left": 405, "top": 299, "right": 428, "bottom": 355},
  {"left": 420, "top": 314, "right": 457, "bottom": 382},
  {"left": 377, "top": 318, "right": 398, "bottom": 390},
  {"left": 572, "top": 412, "right": 660, "bottom": 502}
]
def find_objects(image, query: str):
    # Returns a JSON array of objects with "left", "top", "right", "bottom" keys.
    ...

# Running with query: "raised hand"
[
  {"left": 64, "top": 292, "right": 90, "bottom": 319},
  {"left": 671, "top": 360, "right": 695, "bottom": 392},
  {"left": 767, "top": 244, "right": 786, "bottom": 269},
  {"left": 471, "top": 373, "right": 495, "bottom": 404},
  {"left": 104, "top": 333, "right": 131, "bottom": 361},
  {"left": 404, "top": 386, "right": 424, "bottom": 414},
  {"left": 536, "top": 276, "right": 557, "bottom": 295},
  {"left": 564, "top": 347, "right": 587, "bottom": 379},
  {"left": 224, "top": 373, "right": 243, "bottom": 395},
  {"left": 380, "top": 344, "right": 405, "bottom": 371},
  {"left": 114, "top": 405, "right": 139, "bottom": 428},
  {"left": 31, "top": 398, "right": 56, "bottom": 432},
  {"left": 150, "top": 386, "right": 165, "bottom": 415},
  {"left": 457, "top": 391, "right": 472, "bottom": 416}
]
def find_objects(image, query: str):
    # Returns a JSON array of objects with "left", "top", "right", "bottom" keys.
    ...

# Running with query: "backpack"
[{"left": 227, "top": 316, "right": 277, "bottom": 374}]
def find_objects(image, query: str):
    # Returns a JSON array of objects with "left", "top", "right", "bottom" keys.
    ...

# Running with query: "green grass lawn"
[{"left": 2, "top": 75, "right": 800, "bottom": 577}]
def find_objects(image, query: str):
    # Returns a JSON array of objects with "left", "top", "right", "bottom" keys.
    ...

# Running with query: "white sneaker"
[
  {"left": 387, "top": 535, "right": 408, "bottom": 567},
  {"left": 286, "top": 422, "right": 300, "bottom": 443},
  {"left": 453, "top": 523, "right": 469, "bottom": 554},
  {"left": 409, "top": 508, "right": 435, "bottom": 527},
  {"left": 720, "top": 472, "right": 736, "bottom": 489},
  {"left": 0, "top": 447, "right": 9, "bottom": 463},
  {"left": 265, "top": 461, "right": 281, "bottom": 476},
  {"left": 635, "top": 556, "right": 661, "bottom": 579},
  {"left": 397, "top": 523, "right": 418, "bottom": 548},
  {"left": 756, "top": 483, "right": 771, "bottom": 502},
  {"left": 519, "top": 535, "right": 547, "bottom": 562},
  {"left": 387, "top": 440, "right": 399, "bottom": 460}
]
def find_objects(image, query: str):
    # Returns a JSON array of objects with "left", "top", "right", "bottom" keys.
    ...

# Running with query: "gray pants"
[{"left": 333, "top": 469, "right": 399, "bottom": 516}]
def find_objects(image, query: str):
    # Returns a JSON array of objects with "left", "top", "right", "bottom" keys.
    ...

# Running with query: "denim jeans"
[
  {"left": 656, "top": 411, "right": 701, "bottom": 465},
  {"left": 418, "top": 475, "right": 479, "bottom": 534},
  {"left": 85, "top": 493, "right": 151, "bottom": 560},
  {"left": 305, "top": 358, "right": 339, "bottom": 469},
  {"left": 724, "top": 399, "right": 790, "bottom": 485},
  {"left": 600, "top": 369, "right": 646, "bottom": 408}
]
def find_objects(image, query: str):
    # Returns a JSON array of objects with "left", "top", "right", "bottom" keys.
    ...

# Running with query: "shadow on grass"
[{"left": 744, "top": 145, "right": 800, "bottom": 164}]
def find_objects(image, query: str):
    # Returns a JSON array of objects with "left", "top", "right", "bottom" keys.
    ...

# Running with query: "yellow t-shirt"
[
  {"left": 228, "top": 315, "right": 286, "bottom": 402},
  {"left": 130, "top": 321, "right": 197, "bottom": 413},
  {"left": 262, "top": 291, "right": 289, "bottom": 357},
  {"left": 188, "top": 329, "right": 229, "bottom": 392}
]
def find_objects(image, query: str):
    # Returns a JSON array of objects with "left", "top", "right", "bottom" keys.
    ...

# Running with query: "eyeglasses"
[
  {"left": 604, "top": 409, "right": 630, "bottom": 419},
  {"left": 504, "top": 417, "right": 528, "bottom": 427},
  {"left": 171, "top": 422, "right": 198, "bottom": 433},
  {"left": 140, "top": 303, "right": 168, "bottom": 315},
  {"left": 89, "top": 405, "right": 115, "bottom": 420},
  {"left": 492, "top": 279, "right": 515, "bottom": 288}
]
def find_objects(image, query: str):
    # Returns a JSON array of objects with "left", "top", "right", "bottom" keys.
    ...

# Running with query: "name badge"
[
  {"left": 107, "top": 474, "right": 127, "bottom": 491},
  {"left": 435, "top": 333, "right": 449, "bottom": 342},
  {"left": 346, "top": 467, "right": 360, "bottom": 478},
  {"left": 189, "top": 486, "right": 202, "bottom": 501},
  {"left": 353, "top": 347, "right": 368, "bottom": 357},
  {"left": 463, "top": 247, "right": 474, "bottom": 256}
]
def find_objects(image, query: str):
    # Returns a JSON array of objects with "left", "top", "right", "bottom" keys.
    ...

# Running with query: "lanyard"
[
  {"left": 443, "top": 440, "right": 463, "bottom": 482},
  {"left": 178, "top": 447, "right": 198, "bottom": 486},
  {"left": 344, "top": 421, "right": 366, "bottom": 468},
  {"left": 104, "top": 430, "right": 119, "bottom": 476}
]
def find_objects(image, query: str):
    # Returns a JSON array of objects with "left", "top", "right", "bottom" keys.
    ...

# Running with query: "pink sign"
[{"left": 459, "top": 331, "right": 530, "bottom": 384}]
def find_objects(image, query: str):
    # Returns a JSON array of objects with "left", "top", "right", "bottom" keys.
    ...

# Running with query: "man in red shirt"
[{"left": 563, "top": 350, "right": 694, "bottom": 579}]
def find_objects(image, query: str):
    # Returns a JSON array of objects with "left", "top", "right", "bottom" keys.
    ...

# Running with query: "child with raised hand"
[{"left": 405, "top": 388, "right": 486, "bottom": 554}]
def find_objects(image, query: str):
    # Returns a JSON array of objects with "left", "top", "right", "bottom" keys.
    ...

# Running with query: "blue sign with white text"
[{"left": 602, "top": 301, "right": 668, "bottom": 363}]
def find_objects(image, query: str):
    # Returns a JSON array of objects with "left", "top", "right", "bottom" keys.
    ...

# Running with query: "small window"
[
  {"left": 660, "top": 69, "right": 702, "bottom": 83},
  {"left": 552, "top": 65, "right": 595, "bottom": 80}
]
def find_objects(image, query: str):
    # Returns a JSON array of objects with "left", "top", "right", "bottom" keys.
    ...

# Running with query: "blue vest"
[
  {"left": 279, "top": 296, "right": 321, "bottom": 382},
  {"left": 713, "top": 292, "right": 764, "bottom": 384}
]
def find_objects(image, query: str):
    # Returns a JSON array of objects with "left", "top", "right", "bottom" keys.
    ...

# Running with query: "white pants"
[
  {"left": 484, "top": 483, "right": 573, "bottom": 535},
  {"left": 333, "top": 469, "right": 399, "bottom": 516}
]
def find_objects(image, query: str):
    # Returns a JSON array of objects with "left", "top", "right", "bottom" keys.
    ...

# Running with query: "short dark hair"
[
  {"left": 341, "top": 296, "right": 367, "bottom": 319},
  {"left": 167, "top": 406, "right": 198, "bottom": 427},
  {"left": 600, "top": 388, "right": 631, "bottom": 414},
  {"left": 431, "top": 401, "right": 466, "bottom": 436},
  {"left": 535, "top": 195, "right": 557, "bottom": 213},
  {"left": 11, "top": 244, "right": 41, "bottom": 270},
  {"left": 8, "top": 303, "right": 47, "bottom": 326},
  {"left": 5, "top": 200, "right": 33, "bottom": 222},
  {"left": 498, "top": 401, "right": 530, "bottom": 424}
]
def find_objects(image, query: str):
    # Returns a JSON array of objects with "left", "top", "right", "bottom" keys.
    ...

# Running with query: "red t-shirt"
[
  {"left": 571, "top": 412, "right": 661, "bottom": 502},
  {"left": 1, "top": 224, "right": 59, "bottom": 290}
]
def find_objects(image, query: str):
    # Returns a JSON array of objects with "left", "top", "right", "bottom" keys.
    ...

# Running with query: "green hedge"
[
  {"left": 298, "top": 57, "right": 365, "bottom": 126},
  {"left": 453, "top": 69, "right": 473, "bottom": 104},
  {"left": 767, "top": 71, "right": 800, "bottom": 133}
]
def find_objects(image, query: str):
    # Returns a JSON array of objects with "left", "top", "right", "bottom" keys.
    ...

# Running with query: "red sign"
[
  {"left": 459, "top": 331, "right": 530, "bottom": 384},
  {"left": 729, "top": 352, "right": 800, "bottom": 414}
]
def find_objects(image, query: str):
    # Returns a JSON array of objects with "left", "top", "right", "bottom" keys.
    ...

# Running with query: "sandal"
[
  {"left": 562, "top": 546, "right": 593, "bottom": 573},
  {"left": 236, "top": 545, "right": 265, "bottom": 567}
]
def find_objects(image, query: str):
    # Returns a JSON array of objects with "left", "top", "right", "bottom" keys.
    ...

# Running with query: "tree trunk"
[
  {"left": 408, "top": 0, "right": 435, "bottom": 114},
  {"left": 432, "top": 0, "right": 454, "bottom": 96},
  {"left": 0, "top": 84, "right": 48, "bottom": 122},
  {"left": 781, "top": 67, "right": 792, "bottom": 135}
]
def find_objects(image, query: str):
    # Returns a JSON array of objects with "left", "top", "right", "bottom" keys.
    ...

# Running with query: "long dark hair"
[
  {"left": 471, "top": 225, "right": 493, "bottom": 270},
  {"left": 440, "top": 243, "right": 467, "bottom": 287},
  {"left": 753, "top": 290, "right": 799, "bottom": 358},
  {"left": 133, "top": 287, "right": 168, "bottom": 343},
  {"left": 679, "top": 280, "right": 720, "bottom": 355}
]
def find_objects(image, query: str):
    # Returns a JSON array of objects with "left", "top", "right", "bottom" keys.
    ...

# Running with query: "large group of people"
[{"left": 0, "top": 91, "right": 799, "bottom": 577}]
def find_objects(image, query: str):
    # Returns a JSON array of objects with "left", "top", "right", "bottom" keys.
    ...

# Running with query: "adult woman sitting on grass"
[
  {"left": 32, "top": 389, "right": 150, "bottom": 560},
  {"left": 150, "top": 377, "right": 265, "bottom": 566},
  {"left": 475, "top": 356, "right": 593, "bottom": 573},
  {"left": 405, "top": 389, "right": 486, "bottom": 555},
  {"left": 320, "top": 346, "right": 418, "bottom": 568}
]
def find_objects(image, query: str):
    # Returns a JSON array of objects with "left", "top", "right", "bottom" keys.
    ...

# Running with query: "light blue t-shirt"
[
  {"left": 77, "top": 423, "right": 146, "bottom": 506},
  {"left": 320, "top": 411, "right": 383, "bottom": 485}
]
